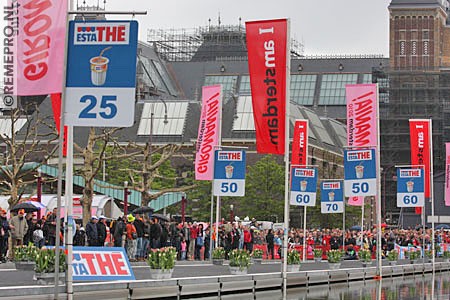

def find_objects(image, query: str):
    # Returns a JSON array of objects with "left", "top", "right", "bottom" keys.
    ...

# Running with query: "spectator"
[
  {"left": 0, "top": 209, "right": 10, "bottom": 263},
  {"left": 113, "top": 216, "right": 126, "bottom": 247},
  {"left": 44, "top": 208, "right": 58, "bottom": 246},
  {"left": 150, "top": 217, "right": 162, "bottom": 249},
  {"left": 266, "top": 229, "right": 275, "bottom": 259},
  {"left": 85, "top": 216, "right": 99, "bottom": 247},
  {"left": 126, "top": 214, "right": 137, "bottom": 261},
  {"left": 133, "top": 214, "right": 145, "bottom": 260},
  {"left": 9, "top": 209, "right": 29, "bottom": 259},
  {"left": 97, "top": 216, "right": 107, "bottom": 246}
]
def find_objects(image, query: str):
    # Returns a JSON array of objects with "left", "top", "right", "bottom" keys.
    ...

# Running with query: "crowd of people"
[{"left": 1, "top": 206, "right": 449, "bottom": 263}]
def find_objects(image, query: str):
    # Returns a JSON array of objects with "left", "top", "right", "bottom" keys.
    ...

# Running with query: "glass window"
[
  {"left": 318, "top": 73, "right": 358, "bottom": 105},
  {"left": 204, "top": 75, "right": 238, "bottom": 103},
  {"left": 138, "top": 55, "right": 166, "bottom": 93},
  {"left": 138, "top": 102, "right": 188, "bottom": 136},
  {"left": 362, "top": 74, "right": 372, "bottom": 84},
  {"left": 290, "top": 74, "right": 317, "bottom": 105},
  {"left": 239, "top": 75, "right": 251, "bottom": 95},
  {"left": 302, "top": 109, "right": 335, "bottom": 146},
  {"left": 152, "top": 60, "right": 178, "bottom": 96},
  {"left": 233, "top": 96, "right": 254, "bottom": 131}
]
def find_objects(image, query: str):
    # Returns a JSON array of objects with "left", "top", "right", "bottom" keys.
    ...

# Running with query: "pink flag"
[
  {"left": 348, "top": 196, "right": 363, "bottom": 206},
  {"left": 346, "top": 84, "right": 378, "bottom": 147},
  {"left": 445, "top": 143, "right": 450, "bottom": 206},
  {"left": 15, "top": 0, "right": 68, "bottom": 95},
  {"left": 194, "top": 85, "right": 222, "bottom": 180}
]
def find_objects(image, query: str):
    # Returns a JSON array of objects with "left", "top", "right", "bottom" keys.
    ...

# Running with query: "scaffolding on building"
[{"left": 147, "top": 25, "right": 304, "bottom": 62}]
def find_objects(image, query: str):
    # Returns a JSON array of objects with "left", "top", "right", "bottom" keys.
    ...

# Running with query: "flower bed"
[{"left": 147, "top": 247, "right": 177, "bottom": 270}]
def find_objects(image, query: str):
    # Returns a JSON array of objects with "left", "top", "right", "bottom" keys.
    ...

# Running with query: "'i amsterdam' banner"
[
  {"left": 195, "top": 85, "right": 222, "bottom": 180},
  {"left": 292, "top": 120, "right": 308, "bottom": 166},
  {"left": 13, "top": 0, "right": 68, "bottom": 95},
  {"left": 409, "top": 119, "right": 431, "bottom": 214},
  {"left": 245, "top": 19, "right": 288, "bottom": 155}
]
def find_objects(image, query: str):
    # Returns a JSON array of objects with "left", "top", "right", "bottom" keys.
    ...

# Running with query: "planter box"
[
  {"left": 361, "top": 260, "right": 372, "bottom": 267},
  {"left": 329, "top": 263, "right": 341, "bottom": 270},
  {"left": 229, "top": 266, "right": 248, "bottom": 275},
  {"left": 388, "top": 260, "right": 397, "bottom": 266},
  {"left": 212, "top": 259, "right": 224, "bottom": 265},
  {"left": 150, "top": 268, "right": 174, "bottom": 280},
  {"left": 15, "top": 261, "right": 35, "bottom": 271},
  {"left": 253, "top": 258, "right": 263, "bottom": 264},
  {"left": 314, "top": 257, "right": 322, "bottom": 262},
  {"left": 34, "top": 272, "right": 65, "bottom": 285},
  {"left": 287, "top": 264, "right": 300, "bottom": 272}
]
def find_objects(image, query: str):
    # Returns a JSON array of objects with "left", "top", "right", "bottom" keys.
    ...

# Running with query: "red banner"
[
  {"left": 409, "top": 119, "right": 431, "bottom": 214},
  {"left": 245, "top": 19, "right": 288, "bottom": 155},
  {"left": 50, "top": 93, "right": 67, "bottom": 157},
  {"left": 292, "top": 120, "right": 308, "bottom": 166}
]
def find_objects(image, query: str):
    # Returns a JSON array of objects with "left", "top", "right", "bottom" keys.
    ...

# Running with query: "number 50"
[{"left": 352, "top": 182, "right": 369, "bottom": 194}]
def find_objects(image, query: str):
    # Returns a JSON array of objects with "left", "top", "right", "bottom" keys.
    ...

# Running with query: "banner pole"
[
  {"left": 361, "top": 201, "right": 364, "bottom": 242},
  {"left": 209, "top": 188, "right": 214, "bottom": 259},
  {"left": 342, "top": 204, "right": 346, "bottom": 249},
  {"left": 429, "top": 119, "right": 435, "bottom": 272},
  {"left": 302, "top": 206, "right": 307, "bottom": 261},
  {"left": 282, "top": 18, "right": 291, "bottom": 299},
  {"left": 375, "top": 84, "right": 382, "bottom": 279}
]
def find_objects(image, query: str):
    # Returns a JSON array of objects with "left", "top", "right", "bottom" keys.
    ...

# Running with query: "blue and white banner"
[
  {"left": 72, "top": 247, "right": 135, "bottom": 281},
  {"left": 320, "top": 181, "right": 344, "bottom": 213},
  {"left": 344, "top": 148, "right": 376, "bottom": 197},
  {"left": 213, "top": 150, "right": 246, "bottom": 196},
  {"left": 66, "top": 21, "right": 138, "bottom": 127},
  {"left": 396, "top": 168, "right": 425, "bottom": 207},
  {"left": 290, "top": 167, "right": 318, "bottom": 206}
]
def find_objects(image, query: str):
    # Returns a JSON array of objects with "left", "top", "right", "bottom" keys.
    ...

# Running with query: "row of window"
[
  {"left": 204, "top": 73, "right": 376, "bottom": 106},
  {"left": 398, "top": 41, "right": 430, "bottom": 56}
]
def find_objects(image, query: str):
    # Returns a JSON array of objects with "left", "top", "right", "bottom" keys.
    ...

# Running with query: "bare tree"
[{"left": 0, "top": 105, "right": 58, "bottom": 207}]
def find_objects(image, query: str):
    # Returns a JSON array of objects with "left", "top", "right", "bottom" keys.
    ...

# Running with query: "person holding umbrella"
[
  {"left": 0, "top": 209, "right": 10, "bottom": 263},
  {"left": 9, "top": 209, "right": 28, "bottom": 259}
]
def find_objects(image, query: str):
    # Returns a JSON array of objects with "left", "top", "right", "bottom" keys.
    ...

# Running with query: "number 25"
[{"left": 79, "top": 95, "right": 117, "bottom": 119}]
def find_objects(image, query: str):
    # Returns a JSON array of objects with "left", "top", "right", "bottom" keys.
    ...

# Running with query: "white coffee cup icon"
[
  {"left": 225, "top": 165, "right": 234, "bottom": 179},
  {"left": 328, "top": 191, "right": 335, "bottom": 201},
  {"left": 300, "top": 180, "right": 307, "bottom": 192},
  {"left": 406, "top": 181, "right": 414, "bottom": 192},
  {"left": 355, "top": 165, "right": 364, "bottom": 179},
  {"left": 90, "top": 56, "right": 109, "bottom": 86}
]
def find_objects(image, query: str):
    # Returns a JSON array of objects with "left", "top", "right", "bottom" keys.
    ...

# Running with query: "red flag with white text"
[
  {"left": 292, "top": 120, "right": 308, "bottom": 166},
  {"left": 409, "top": 119, "right": 431, "bottom": 214},
  {"left": 245, "top": 19, "right": 288, "bottom": 155}
]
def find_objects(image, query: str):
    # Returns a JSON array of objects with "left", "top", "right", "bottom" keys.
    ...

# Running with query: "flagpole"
[
  {"left": 282, "top": 18, "right": 291, "bottom": 299},
  {"left": 429, "top": 119, "right": 435, "bottom": 272},
  {"left": 375, "top": 83, "right": 382, "bottom": 279},
  {"left": 343, "top": 203, "right": 346, "bottom": 249},
  {"left": 302, "top": 206, "right": 307, "bottom": 261}
]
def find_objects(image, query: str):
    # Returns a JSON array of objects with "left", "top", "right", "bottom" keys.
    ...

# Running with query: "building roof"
[{"left": 389, "top": 0, "right": 448, "bottom": 8}]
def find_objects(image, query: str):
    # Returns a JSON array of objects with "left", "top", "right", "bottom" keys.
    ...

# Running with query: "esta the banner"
[
  {"left": 195, "top": 85, "right": 222, "bottom": 180},
  {"left": 15, "top": 0, "right": 68, "bottom": 95},
  {"left": 245, "top": 19, "right": 288, "bottom": 155},
  {"left": 409, "top": 119, "right": 431, "bottom": 214},
  {"left": 445, "top": 143, "right": 450, "bottom": 206},
  {"left": 292, "top": 120, "right": 308, "bottom": 166}
]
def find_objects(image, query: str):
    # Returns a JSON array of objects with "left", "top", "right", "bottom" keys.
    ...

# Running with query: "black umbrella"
[
  {"left": 436, "top": 224, "right": 450, "bottom": 230},
  {"left": 132, "top": 207, "right": 154, "bottom": 214},
  {"left": 350, "top": 225, "right": 361, "bottom": 231},
  {"left": 10, "top": 202, "right": 39, "bottom": 213},
  {"left": 151, "top": 213, "right": 170, "bottom": 222}
]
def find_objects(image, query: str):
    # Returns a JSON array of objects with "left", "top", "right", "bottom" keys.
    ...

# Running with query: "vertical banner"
[
  {"left": 409, "top": 119, "right": 431, "bottom": 214},
  {"left": 292, "top": 120, "right": 308, "bottom": 166},
  {"left": 321, "top": 181, "right": 344, "bottom": 213},
  {"left": 195, "top": 85, "right": 222, "bottom": 180},
  {"left": 16, "top": 0, "right": 68, "bottom": 95},
  {"left": 213, "top": 150, "right": 246, "bottom": 197},
  {"left": 289, "top": 167, "right": 318, "bottom": 206},
  {"left": 346, "top": 84, "right": 378, "bottom": 206},
  {"left": 446, "top": 143, "right": 450, "bottom": 206},
  {"left": 245, "top": 19, "right": 287, "bottom": 155},
  {"left": 50, "top": 94, "right": 67, "bottom": 157}
]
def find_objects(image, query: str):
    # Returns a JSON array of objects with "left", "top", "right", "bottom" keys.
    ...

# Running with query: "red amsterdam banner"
[
  {"left": 195, "top": 85, "right": 222, "bottom": 181},
  {"left": 292, "top": 120, "right": 308, "bottom": 166},
  {"left": 245, "top": 19, "right": 288, "bottom": 155},
  {"left": 409, "top": 119, "right": 431, "bottom": 214},
  {"left": 445, "top": 143, "right": 450, "bottom": 206}
]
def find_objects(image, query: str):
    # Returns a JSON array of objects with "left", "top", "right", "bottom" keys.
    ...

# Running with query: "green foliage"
[
  {"left": 387, "top": 250, "right": 398, "bottom": 261},
  {"left": 212, "top": 247, "right": 226, "bottom": 259},
  {"left": 313, "top": 248, "right": 323, "bottom": 258},
  {"left": 34, "top": 248, "right": 67, "bottom": 273},
  {"left": 358, "top": 249, "right": 372, "bottom": 262},
  {"left": 407, "top": 250, "right": 420, "bottom": 261},
  {"left": 327, "top": 250, "right": 343, "bottom": 263},
  {"left": 425, "top": 250, "right": 433, "bottom": 259},
  {"left": 443, "top": 250, "right": 450, "bottom": 259},
  {"left": 147, "top": 247, "right": 177, "bottom": 270},
  {"left": 229, "top": 249, "right": 251, "bottom": 270},
  {"left": 252, "top": 249, "right": 264, "bottom": 259},
  {"left": 287, "top": 249, "right": 301, "bottom": 265},
  {"left": 13, "top": 243, "right": 38, "bottom": 262}
]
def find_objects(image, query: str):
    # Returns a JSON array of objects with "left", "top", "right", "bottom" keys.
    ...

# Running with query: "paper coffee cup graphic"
[
  {"left": 328, "top": 191, "right": 335, "bottom": 201},
  {"left": 225, "top": 165, "right": 234, "bottom": 179},
  {"left": 406, "top": 181, "right": 414, "bottom": 192},
  {"left": 90, "top": 56, "right": 109, "bottom": 86},
  {"left": 90, "top": 46, "right": 112, "bottom": 86},
  {"left": 300, "top": 180, "right": 307, "bottom": 192},
  {"left": 355, "top": 165, "right": 364, "bottom": 179}
]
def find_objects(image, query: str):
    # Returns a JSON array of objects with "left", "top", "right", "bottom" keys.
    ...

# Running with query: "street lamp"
[
  {"left": 37, "top": 169, "right": 42, "bottom": 219},
  {"left": 124, "top": 181, "right": 129, "bottom": 216}
]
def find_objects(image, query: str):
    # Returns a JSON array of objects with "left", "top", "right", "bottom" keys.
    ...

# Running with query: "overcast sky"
[{"left": 107, "top": 0, "right": 392, "bottom": 56}]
